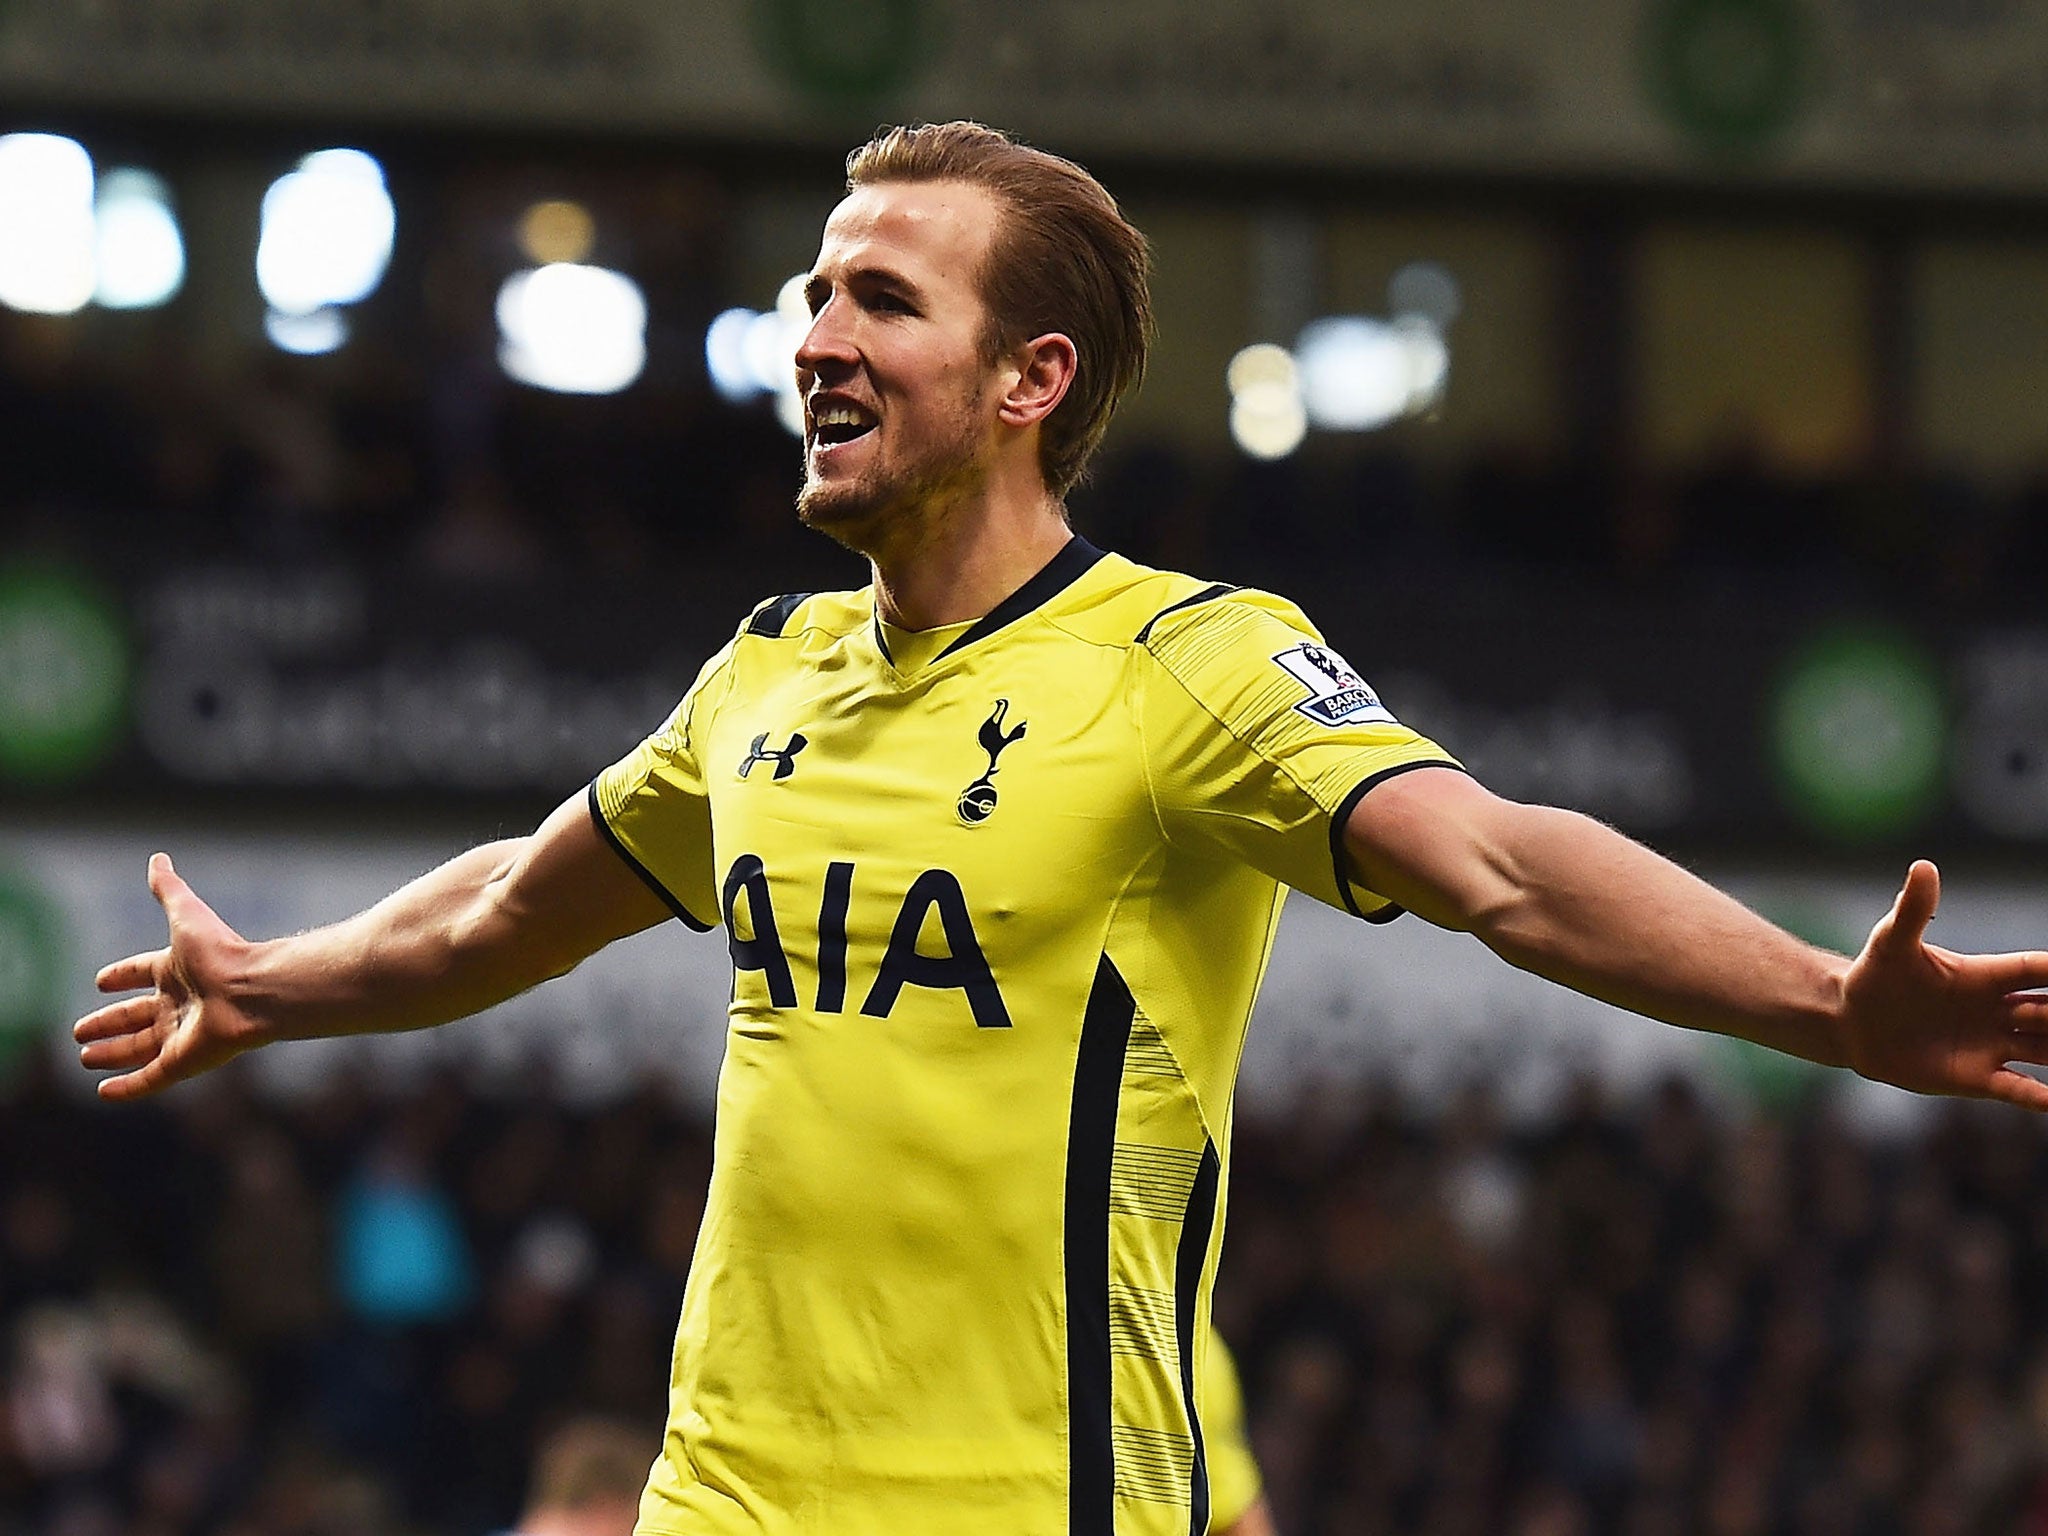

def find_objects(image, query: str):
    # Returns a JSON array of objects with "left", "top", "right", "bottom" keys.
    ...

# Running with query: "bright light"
[
  {"left": 774, "top": 384, "right": 806, "bottom": 438},
  {"left": 743, "top": 310, "right": 795, "bottom": 395},
  {"left": 705, "top": 307, "right": 763, "bottom": 403},
  {"left": 1295, "top": 315, "right": 1449, "bottom": 432},
  {"left": 1394, "top": 316, "right": 1451, "bottom": 414},
  {"left": 256, "top": 148, "right": 396, "bottom": 317},
  {"left": 496, "top": 263, "right": 647, "bottom": 395},
  {"left": 776, "top": 271, "right": 811, "bottom": 327},
  {"left": 1230, "top": 383, "right": 1308, "bottom": 460},
  {"left": 700, "top": 274, "right": 811, "bottom": 431},
  {"left": 1225, "top": 344, "right": 1307, "bottom": 460},
  {"left": 93, "top": 169, "right": 184, "bottom": 309},
  {"left": 518, "top": 199, "right": 595, "bottom": 267},
  {"left": 0, "top": 133, "right": 96, "bottom": 315},
  {"left": 1226, "top": 342, "right": 1298, "bottom": 399},
  {"left": 265, "top": 307, "right": 349, "bottom": 355},
  {"left": 765, "top": 270, "right": 811, "bottom": 432}
]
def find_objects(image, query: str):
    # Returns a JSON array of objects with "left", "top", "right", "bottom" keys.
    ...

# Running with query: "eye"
[{"left": 871, "top": 291, "right": 916, "bottom": 315}]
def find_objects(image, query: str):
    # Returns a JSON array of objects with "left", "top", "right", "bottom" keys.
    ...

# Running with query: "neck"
[{"left": 870, "top": 486, "right": 1074, "bottom": 631}]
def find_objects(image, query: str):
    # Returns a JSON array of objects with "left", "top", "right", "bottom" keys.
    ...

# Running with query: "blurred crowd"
[
  {"left": 8, "top": 1041, "right": 2048, "bottom": 1536},
  {"left": 5, "top": 305, "right": 2047, "bottom": 613}
]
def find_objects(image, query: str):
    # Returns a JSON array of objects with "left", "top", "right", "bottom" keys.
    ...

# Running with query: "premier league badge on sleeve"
[{"left": 1273, "top": 642, "right": 1397, "bottom": 727}]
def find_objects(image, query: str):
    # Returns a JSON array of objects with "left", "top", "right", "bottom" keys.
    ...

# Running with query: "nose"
[{"left": 794, "top": 294, "right": 857, "bottom": 382}]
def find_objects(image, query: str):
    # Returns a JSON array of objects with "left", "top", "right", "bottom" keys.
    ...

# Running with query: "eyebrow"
[{"left": 806, "top": 263, "right": 929, "bottom": 309}]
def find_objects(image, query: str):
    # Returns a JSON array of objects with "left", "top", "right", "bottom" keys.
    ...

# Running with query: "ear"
[{"left": 996, "top": 332, "right": 1078, "bottom": 431}]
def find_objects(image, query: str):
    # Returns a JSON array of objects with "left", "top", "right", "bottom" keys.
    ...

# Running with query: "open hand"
[
  {"left": 1841, "top": 860, "right": 2048, "bottom": 1109},
  {"left": 73, "top": 854, "right": 263, "bottom": 1101}
]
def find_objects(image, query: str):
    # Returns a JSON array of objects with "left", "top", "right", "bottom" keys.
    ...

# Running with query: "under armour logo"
[
  {"left": 957, "top": 700, "right": 1026, "bottom": 825},
  {"left": 738, "top": 731, "right": 807, "bottom": 781}
]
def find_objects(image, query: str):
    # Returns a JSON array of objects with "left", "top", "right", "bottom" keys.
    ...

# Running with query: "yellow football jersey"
[
  {"left": 591, "top": 539, "right": 1456, "bottom": 1535},
  {"left": 1199, "top": 1327, "right": 1262, "bottom": 1533}
]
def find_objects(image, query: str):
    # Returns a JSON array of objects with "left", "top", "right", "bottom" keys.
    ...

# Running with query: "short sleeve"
[
  {"left": 1137, "top": 590, "right": 1461, "bottom": 920},
  {"left": 587, "top": 639, "right": 738, "bottom": 931}
]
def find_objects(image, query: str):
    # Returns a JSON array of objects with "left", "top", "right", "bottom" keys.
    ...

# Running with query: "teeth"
[{"left": 813, "top": 404, "right": 872, "bottom": 429}]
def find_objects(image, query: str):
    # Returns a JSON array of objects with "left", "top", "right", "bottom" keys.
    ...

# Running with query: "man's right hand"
[
  {"left": 74, "top": 852, "right": 266, "bottom": 1101},
  {"left": 73, "top": 793, "right": 680, "bottom": 1104}
]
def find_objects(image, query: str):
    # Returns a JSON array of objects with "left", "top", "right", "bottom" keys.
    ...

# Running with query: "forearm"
[
  {"left": 1349, "top": 774, "right": 1853, "bottom": 1067},
  {"left": 1465, "top": 805, "right": 1851, "bottom": 1065},
  {"left": 235, "top": 837, "right": 577, "bottom": 1042}
]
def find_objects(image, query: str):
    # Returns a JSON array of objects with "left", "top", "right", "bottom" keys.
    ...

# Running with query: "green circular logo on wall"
[
  {"left": 754, "top": 0, "right": 935, "bottom": 105},
  {"left": 0, "top": 566, "right": 128, "bottom": 784},
  {"left": 1771, "top": 626, "right": 1945, "bottom": 841},
  {"left": 0, "top": 871, "right": 64, "bottom": 1071},
  {"left": 1647, "top": 0, "right": 1810, "bottom": 156}
]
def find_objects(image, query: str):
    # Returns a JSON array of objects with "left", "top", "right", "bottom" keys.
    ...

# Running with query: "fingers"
[
  {"left": 1982, "top": 1067, "right": 2048, "bottom": 1114},
  {"left": 1877, "top": 859, "right": 1942, "bottom": 953},
  {"left": 1988, "top": 950, "right": 2048, "bottom": 992},
  {"left": 1938, "top": 950, "right": 2048, "bottom": 999},
  {"left": 96, "top": 1057, "right": 176, "bottom": 1103},
  {"left": 95, "top": 949, "right": 168, "bottom": 995},
  {"left": 73, "top": 993, "right": 160, "bottom": 1044},
  {"left": 147, "top": 851, "right": 201, "bottom": 924},
  {"left": 79, "top": 1023, "right": 167, "bottom": 1072}
]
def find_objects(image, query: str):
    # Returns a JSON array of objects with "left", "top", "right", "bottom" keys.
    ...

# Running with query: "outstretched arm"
[
  {"left": 73, "top": 793, "right": 675, "bottom": 1101},
  {"left": 1344, "top": 767, "right": 2048, "bottom": 1109}
]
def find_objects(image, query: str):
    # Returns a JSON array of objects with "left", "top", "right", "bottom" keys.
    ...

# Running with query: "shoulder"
[
  {"left": 1048, "top": 551, "right": 1315, "bottom": 653},
  {"left": 735, "top": 587, "right": 869, "bottom": 642},
  {"left": 678, "top": 588, "right": 867, "bottom": 723}
]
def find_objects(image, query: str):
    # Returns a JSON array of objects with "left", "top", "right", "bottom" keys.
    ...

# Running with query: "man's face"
[{"left": 793, "top": 179, "right": 1011, "bottom": 550}]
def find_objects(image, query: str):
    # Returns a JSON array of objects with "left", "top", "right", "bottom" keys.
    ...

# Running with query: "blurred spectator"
[
  {"left": 336, "top": 1135, "right": 473, "bottom": 1326},
  {"left": 9, "top": 1050, "right": 2048, "bottom": 1533},
  {"left": 497, "top": 1416, "right": 656, "bottom": 1536}
]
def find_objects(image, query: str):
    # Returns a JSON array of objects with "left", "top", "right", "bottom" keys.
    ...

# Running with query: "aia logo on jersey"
[
  {"left": 1272, "top": 642, "right": 1396, "bottom": 728},
  {"left": 957, "top": 700, "right": 1026, "bottom": 824},
  {"left": 738, "top": 731, "right": 808, "bottom": 781}
]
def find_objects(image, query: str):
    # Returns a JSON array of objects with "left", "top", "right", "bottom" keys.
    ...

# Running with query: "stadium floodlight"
[
  {"left": 706, "top": 307, "right": 766, "bottom": 403},
  {"left": 1226, "top": 342, "right": 1298, "bottom": 400},
  {"left": 496, "top": 263, "right": 648, "bottom": 395},
  {"left": 743, "top": 309, "right": 796, "bottom": 396},
  {"left": 703, "top": 274, "right": 810, "bottom": 430},
  {"left": 1225, "top": 343, "right": 1308, "bottom": 460},
  {"left": 773, "top": 380, "right": 806, "bottom": 438},
  {"left": 93, "top": 169, "right": 185, "bottom": 310},
  {"left": 1295, "top": 316, "right": 1411, "bottom": 431},
  {"left": 1230, "top": 384, "right": 1309, "bottom": 461},
  {"left": 518, "top": 199, "right": 596, "bottom": 267},
  {"left": 256, "top": 148, "right": 396, "bottom": 319},
  {"left": 766, "top": 273, "right": 811, "bottom": 436},
  {"left": 1393, "top": 315, "right": 1451, "bottom": 415},
  {"left": 264, "top": 306, "right": 349, "bottom": 355},
  {"left": 1295, "top": 314, "right": 1449, "bottom": 432},
  {"left": 0, "top": 133, "right": 97, "bottom": 316}
]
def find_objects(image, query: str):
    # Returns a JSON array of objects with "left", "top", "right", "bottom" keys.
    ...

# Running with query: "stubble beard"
[{"left": 795, "top": 405, "right": 990, "bottom": 563}]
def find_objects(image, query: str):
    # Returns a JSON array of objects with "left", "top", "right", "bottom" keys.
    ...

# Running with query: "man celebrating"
[{"left": 77, "top": 123, "right": 2048, "bottom": 1535}]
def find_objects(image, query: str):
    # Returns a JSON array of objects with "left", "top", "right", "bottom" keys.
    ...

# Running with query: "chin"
[
  {"left": 798, "top": 477, "right": 879, "bottom": 526},
  {"left": 796, "top": 480, "right": 895, "bottom": 552}
]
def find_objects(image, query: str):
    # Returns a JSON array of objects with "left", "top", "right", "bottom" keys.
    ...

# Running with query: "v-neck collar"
[{"left": 872, "top": 535, "right": 1107, "bottom": 668}]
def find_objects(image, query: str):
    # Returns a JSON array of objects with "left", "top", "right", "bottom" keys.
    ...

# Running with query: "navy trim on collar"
[{"left": 936, "top": 536, "right": 1107, "bottom": 661}]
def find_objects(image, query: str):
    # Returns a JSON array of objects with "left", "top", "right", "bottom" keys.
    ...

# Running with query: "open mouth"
[{"left": 811, "top": 402, "right": 878, "bottom": 448}]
